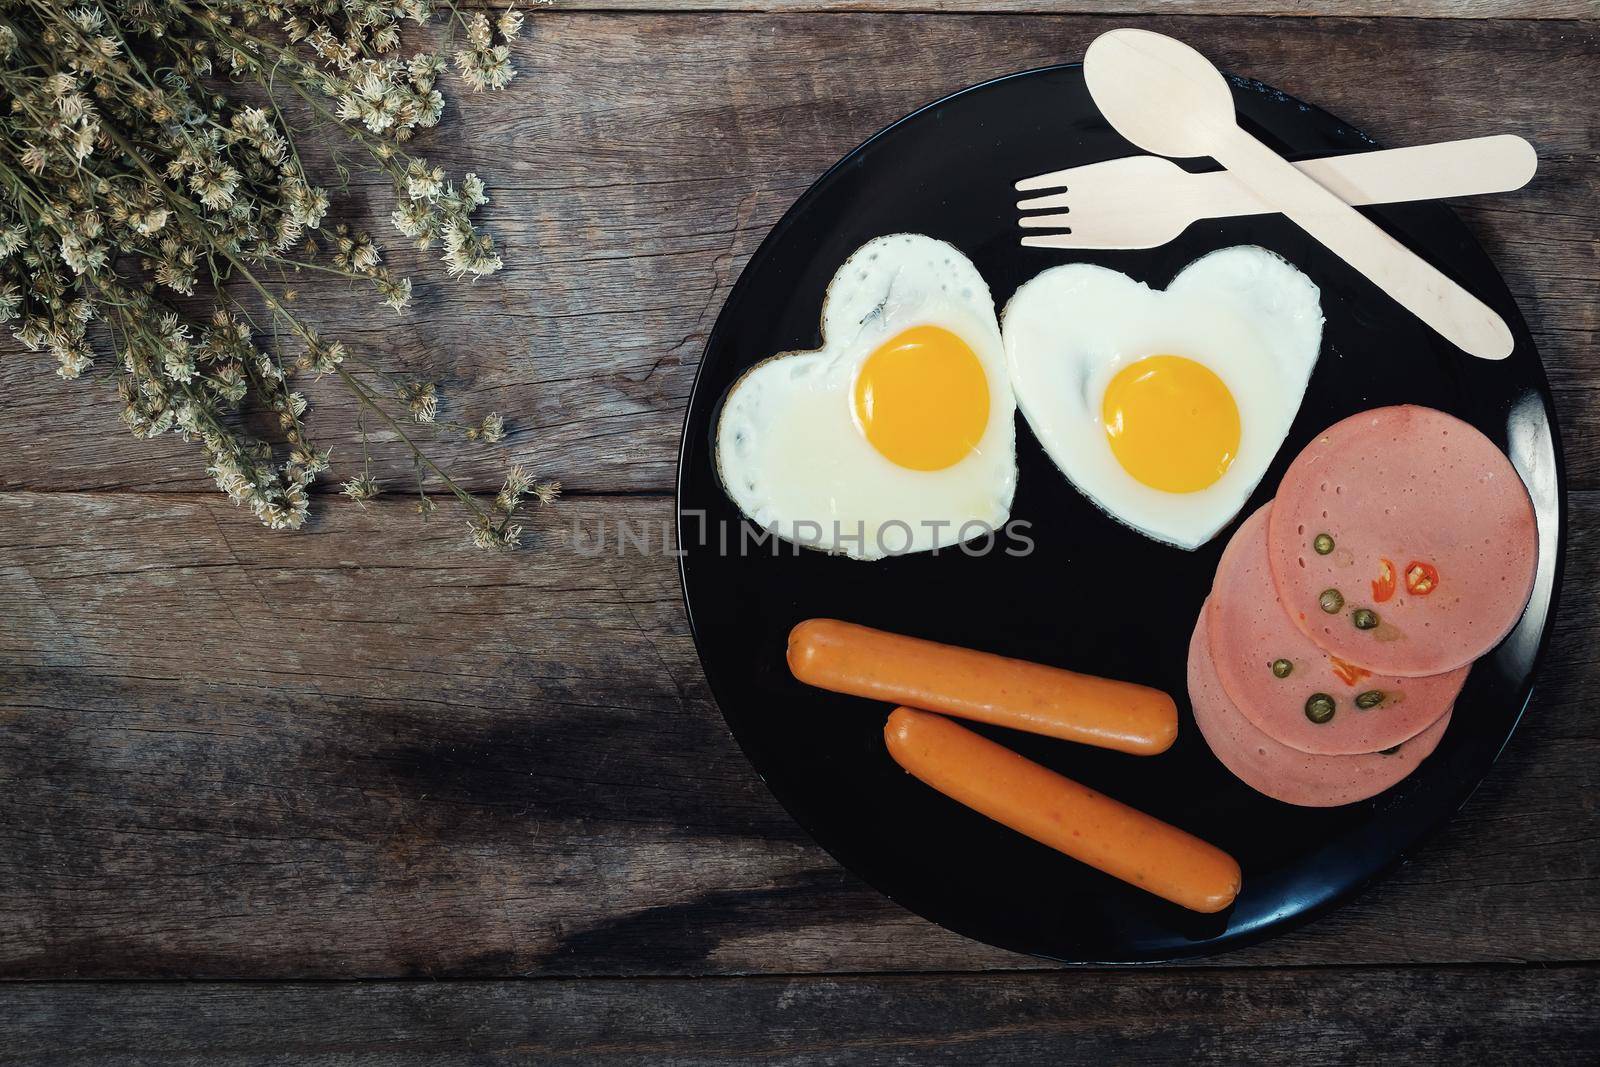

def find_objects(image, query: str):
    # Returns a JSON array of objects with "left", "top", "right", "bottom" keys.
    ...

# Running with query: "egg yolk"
[
  {"left": 852, "top": 325, "right": 990, "bottom": 472},
  {"left": 1102, "top": 354, "right": 1240, "bottom": 493}
]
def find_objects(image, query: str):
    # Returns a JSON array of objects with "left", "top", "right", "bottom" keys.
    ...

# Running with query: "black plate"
[{"left": 675, "top": 65, "right": 1564, "bottom": 962}]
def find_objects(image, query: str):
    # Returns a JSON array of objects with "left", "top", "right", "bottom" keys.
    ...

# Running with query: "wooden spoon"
[{"left": 1082, "top": 28, "right": 1515, "bottom": 360}]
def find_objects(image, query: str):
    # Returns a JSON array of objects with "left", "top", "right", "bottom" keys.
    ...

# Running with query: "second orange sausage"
[
  {"left": 885, "top": 708, "right": 1241, "bottom": 913},
  {"left": 788, "top": 619, "right": 1178, "bottom": 755}
]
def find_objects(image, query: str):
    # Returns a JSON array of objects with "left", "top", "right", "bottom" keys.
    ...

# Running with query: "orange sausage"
[
  {"left": 788, "top": 618, "right": 1177, "bottom": 755},
  {"left": 884, "top": 708, "right": 1240, "bottom": 913}
]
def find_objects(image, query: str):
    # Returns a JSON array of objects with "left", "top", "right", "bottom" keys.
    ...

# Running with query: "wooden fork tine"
[
  {"left": 1014, "top": 168, "right": 1075, "bottom": 193},
  {"left": 1018, "top": 212, "right": 1073, "bottom": 230},
  {"left": 1020, "top": 232, "right": 1089, "bottom": 249},
  {"left": 1016, "top": 190, "right": 1072, "bottom": 211},
  {"left": 1019, "top": 207, "right": 1156, "bottom": 249}
]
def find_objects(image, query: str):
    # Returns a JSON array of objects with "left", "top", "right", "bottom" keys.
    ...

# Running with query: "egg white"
[
  {"left": 715, "top": 234, "right": 1016, "bottom": 560},
  {"left": 1002, "top": 246, "right": 1323, "bottom": 550}
]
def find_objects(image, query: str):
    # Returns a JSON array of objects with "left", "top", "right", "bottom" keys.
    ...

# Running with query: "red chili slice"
[
  {"left": 1405, "top": 560, "right": 1440, "bottom": 597},
  {"left": 1371, "top": 558, "right": 1396, "bottom": 604},
  {"left": 1328, "top": 655, "right": 1372, "bottom": 687}
]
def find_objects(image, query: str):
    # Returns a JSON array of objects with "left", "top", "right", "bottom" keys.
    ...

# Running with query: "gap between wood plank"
[
  {"left": 458, "top": 2, "right": 1597, "bottom": 19},
  {"left": 0, "top": 487, "right": 673, "bottom": 499},
  {"left": 2, "top": 958, "right": 1597, "bottom": 985}
]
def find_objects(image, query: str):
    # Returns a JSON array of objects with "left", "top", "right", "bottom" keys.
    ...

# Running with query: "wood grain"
[
  {"left": 508, "top": 2, "right": 1599, "bottom": 17},
  {"left": 0, "top": 15, "right": 1594, "bottom": 494},
  {"left": 0, "top": 490, "right": 1594, "bottom": 978},
  {"left": 3, "top": 966, "right": 1597, "bottom": 1064}
]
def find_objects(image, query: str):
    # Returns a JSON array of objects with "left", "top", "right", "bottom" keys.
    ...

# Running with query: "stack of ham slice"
[{"left": 1188, "top": 406, "right": 1538, "bottom": 806}]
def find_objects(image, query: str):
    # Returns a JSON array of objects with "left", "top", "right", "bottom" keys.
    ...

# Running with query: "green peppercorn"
[
  {"left": 1271, "top": 658, "right": 1293, "bottom": 679},
  {"left": 1305, "top": 693, "right": 1336, "bottom": 724},
  {"left": 1355, "top": 690, "right": 1385, "bottom": 709},
  {"left": 1319, "top": 588, "right": 1344, "bottom": 614},
  {"left": 1313, "top": 533, "right": 1335, "bottom": 555},
  {"left": 1352, "top": 608, "right": 1379, "bottom": 630}
]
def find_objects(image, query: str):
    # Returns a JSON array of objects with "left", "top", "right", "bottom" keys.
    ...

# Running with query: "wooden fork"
[{"left": 1016, "top": 135, "right": 1537, "bottom": 251}]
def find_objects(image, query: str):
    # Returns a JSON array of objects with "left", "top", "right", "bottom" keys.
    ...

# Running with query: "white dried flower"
[
  {"left": 189, "top": 161, "right": 242, "bottom": 210},
  {"left": 496, "top": 464, "right": 531, "bottom": 514},
  {"left": 290, "top": 185, "right": 331, "bottom": 230},
  {"left": 18, "top": 142, "right": 48, "bottom": 175},
  {"left": 162, "top": 343, "right": 197, "bottom": 385},
  {"left": 57, "top": 92, "right": 92, "bottom": 123},
  {"left": 332, "top": 227, "right": 381, "bottom": 274},
  {"left": 469, "top": 513, "right": 523, "bottom": 550},
  {"left": 454, "top": 14, "right": 516, "bottom": 94},
  {"left": 0, "top": 224, "right": 27, "bottom": 259},
  {"left": 300, "top": 334, "right": 347, "bottom": 375},
  {"left": 408, "top": 53, "right": 446, "bottom": 86},
  {"left": 416, "top": 90, "right": 444, "bottom": 128},
  {"left": 282, "top": 484, "right": 311, "bottom": 529},
  {"left": 172, "top": 401, "right": 204, "bottom": 435},
  {"left": 375, "top": 272, "right": 412, "bottom": 312},
  {"left": 68, "top": 6, "right": 105, "bottom": 33},
  {"left": 398, "top": 380, "right": 438, "bottom": 423},
  {"left": 291, "top": 444, "right": 329, "bottom": 471},
  {"left": 342, "top": 474, "right": 381, "bottom": 506},
  {"left": 390, "top": 198, "right": 433, "bottom": 240},
  {"left": 127, "top": 206, "right": 171, "bottom": 237},
  {"left": 57, "top": 232, "right": 109, "bottom": 276},
  {"left": 443, "top": 219, "right": 502, "bottom": 277},
  {"left": 209, "top": 362, "right": 249, "bottom": 404},
  {"left": 406, "top": 160, "right": 445, "bottom": 201},
  {"left": 153, "top": 237, "right": 198, "bottom": 294},
  {"left": 254, "top": 487, "right": 310, "bottom": 531},
  {"left": 55, "top": 339, "right": 93, "bottom": 379},
  {"left": 209, "top": 457, "right": 253, "bottom": 502}
]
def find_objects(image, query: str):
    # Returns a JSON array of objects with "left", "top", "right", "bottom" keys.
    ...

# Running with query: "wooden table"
[{"left": 2, "top": 2, "right": 1596, "bottom": 1061}]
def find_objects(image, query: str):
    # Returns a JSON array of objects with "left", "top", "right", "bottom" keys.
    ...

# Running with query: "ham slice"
[
  {"left": 1266, "top": 406, "right": 1536, "bottom": 676},
  {"left": 1188, "top": 607, "right": 1452, "bottom": 807},
  {"left": 1208, "top": 504, "right": 1467, "bottom": 755}
]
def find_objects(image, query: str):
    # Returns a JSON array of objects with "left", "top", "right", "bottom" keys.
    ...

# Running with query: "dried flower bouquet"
[{"left": 0, "top": 0, "right": 556, "bottom": 548}]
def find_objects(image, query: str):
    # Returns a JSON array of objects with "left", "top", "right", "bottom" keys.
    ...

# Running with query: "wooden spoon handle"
[
  {"left": 1295, "top": 135, "right": 1537, "bottom": 207},
  {"left": 1211, "top": 125, "right": 1515, "bottom": 360}
]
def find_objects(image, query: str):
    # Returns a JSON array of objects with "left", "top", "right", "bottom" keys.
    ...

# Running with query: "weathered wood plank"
[
  {"left": 0, "top": 490, "right": 1594, "bottom": 978},
  {"left": 1, "top": 15, "right": 1594, "bottom": 495},
  {"left": 2, "top": 966, "right": 1597, "bottom": 1065},
  {"left": 520, "top": 2, "right": 1599, "bottom": 17}
]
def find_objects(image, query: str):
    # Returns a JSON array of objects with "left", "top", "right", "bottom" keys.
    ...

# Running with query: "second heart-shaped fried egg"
[{"left": 1002, "top": 246, "right": 1323, "bottom": 550}]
